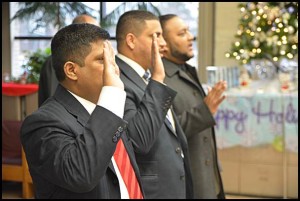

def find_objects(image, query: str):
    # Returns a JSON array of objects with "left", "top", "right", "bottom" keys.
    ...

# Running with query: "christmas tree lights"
[{"left": 226, "top": 2, "right": 298, "bottom": 71}]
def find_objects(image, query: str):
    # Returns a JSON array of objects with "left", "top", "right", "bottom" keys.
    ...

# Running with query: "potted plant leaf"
[
  {"left": 21, "top": 48, "right": 51, "bottom": 84},
  {"left": 11, "top": 2, "right": 95, "bottom": 31}
]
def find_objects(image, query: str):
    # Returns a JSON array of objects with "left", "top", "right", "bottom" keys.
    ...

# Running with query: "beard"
[{"left": 170, "top": 47, "right": 194, "bottom": 62}]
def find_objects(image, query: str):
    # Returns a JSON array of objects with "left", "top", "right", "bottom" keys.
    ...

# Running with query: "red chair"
[{"left": 2, "top": 120, "right": 34, "bottom": 198}]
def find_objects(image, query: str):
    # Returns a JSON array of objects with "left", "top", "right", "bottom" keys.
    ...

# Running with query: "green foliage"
[
  {"left": 226, "top": 2, "right": 298, "bottom": 69},
  {"left": 100, "top": 2, "right": 160, "bottom": 28},
  {"left": 11, "top": 2, "right": 95, "bottom": 32},
  {"left": 21, "top": 48, "right": 51, "bottom": 84}
]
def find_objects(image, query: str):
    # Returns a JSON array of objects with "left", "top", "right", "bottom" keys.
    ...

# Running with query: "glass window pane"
[
  {"left": 10, "top": 2, "right": 198, "bottom": 78},
  {"left": 102, "top": 2, "right": 198, "bottom": 67},
  {"left": 11, "top": 40, "right": 52, "bottom": 79},
  {"left": 10, "top": 2, "right": 100, "bottom": 78}
]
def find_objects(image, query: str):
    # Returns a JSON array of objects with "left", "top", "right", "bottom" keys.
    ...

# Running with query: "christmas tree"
[{"left": 225, "top": 2, "right": 298, "bottom": 72}]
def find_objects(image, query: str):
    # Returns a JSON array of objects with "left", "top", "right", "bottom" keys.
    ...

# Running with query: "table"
[
  {"left": 214, "top": 86, "right": 298, "bottom": 198},
  {"left": 215, "top": 90, "right": 298, "bottom": 153},
  {"left": 2, "top": 82, "right": 39, "bottom": 120},
  {"left": 2, "top": 82, "right": 38, "bottom": 198}
]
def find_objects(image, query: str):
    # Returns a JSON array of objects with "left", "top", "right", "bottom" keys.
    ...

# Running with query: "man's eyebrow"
[{"left": 96, "top": 52, "right": 104, "bottom": 59}]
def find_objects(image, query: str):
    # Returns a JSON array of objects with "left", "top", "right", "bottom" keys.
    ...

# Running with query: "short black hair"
[
  {"left": 51, "top": 23, "right": 110, "bottom": 82},
  {"left": 159, "top": 14, "right": 177, "bottom": 38},
  {"left": 116, "top": 10, "right": 158, "bottom": 49}
]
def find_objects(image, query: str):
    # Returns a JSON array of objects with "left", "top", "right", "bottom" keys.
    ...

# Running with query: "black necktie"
[{"left": 143, "top": 71, "right": 151, "bottom": 82}]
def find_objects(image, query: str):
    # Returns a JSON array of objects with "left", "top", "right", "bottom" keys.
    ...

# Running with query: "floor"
[{"left": 1, "top": 181, "right": 284, "bottom": 199}]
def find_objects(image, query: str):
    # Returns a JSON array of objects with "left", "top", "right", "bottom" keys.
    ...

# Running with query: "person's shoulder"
[
  {"left": 35, "top": 97, "right": 64, "bottom": 118},
  {"left": 162, "top": 58, "right": 180, "bottom": 77}
]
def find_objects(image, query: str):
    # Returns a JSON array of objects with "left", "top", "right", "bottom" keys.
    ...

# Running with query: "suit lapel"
[
  {"left": 53, "top": 84, "right": 90, "bottom": 127},
  {"left": 108, "top": 161, "right": 116, "bottom": 174},
  {"left": 163, "top": 58, "right": 206, "bottom": 97},
  {"left": 185, "top": 64, "right": 207, "bottom": 97},
  {"left": 178, "top": 67, "right": 202, "bottom": 91},
  {"left": 54, "top": 85, "right": 119, "bottom": 177},
  {"left": 116, "top": 56, "right": 147, "bottom": 91}
]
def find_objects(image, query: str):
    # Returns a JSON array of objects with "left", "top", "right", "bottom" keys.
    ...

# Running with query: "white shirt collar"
[
  {"left": 68, "top": 90, "right": 96, "bottom": 115},
  {"left": 117, "top": 53, "right": 147, "bottom": 79}
]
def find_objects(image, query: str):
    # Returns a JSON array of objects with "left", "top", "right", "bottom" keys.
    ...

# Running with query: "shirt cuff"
[{"left": 97, "top": 86, "right": 126, "bottom": 118}]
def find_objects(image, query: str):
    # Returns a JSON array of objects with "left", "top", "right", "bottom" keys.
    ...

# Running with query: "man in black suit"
[
  {"left": 115, "top": 10, "right": 193, "bottom": 199},
  {"left": 160, "top": 14, "right": 227, "bottom": 199},
  {"left": 38, "top": 14, "right": 99, "bottom": 107},
  {"left": 21, "top": 23, "right": 144, "bottom": 199}
]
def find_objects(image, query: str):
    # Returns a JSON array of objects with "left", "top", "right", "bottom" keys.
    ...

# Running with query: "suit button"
[
  {"left": 203, "top": 136, "right": 208, "bottom": 142},
  {"left": 112, "top": 136, "right": 118, "bottom": 143},
  {"left": 205, "top": 159, "right": 210, "bottom": 165},
  {"left": 117, "top": 126, "right": 123, "bottom": 132},
  {"left": 180, "top": 175, "right": 185, "bottom": 181},
  {"left": 175, "top": 147, "right": 181, "bottom": 154}
]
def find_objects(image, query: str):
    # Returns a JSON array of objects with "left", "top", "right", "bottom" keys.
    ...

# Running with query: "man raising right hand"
[{"left": 21, "top": 23, "right": 144, "bottom": 199}]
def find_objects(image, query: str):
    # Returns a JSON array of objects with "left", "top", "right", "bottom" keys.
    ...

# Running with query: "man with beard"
[{"left": 160, "top": 14, "right": 227, "bottom": 199}]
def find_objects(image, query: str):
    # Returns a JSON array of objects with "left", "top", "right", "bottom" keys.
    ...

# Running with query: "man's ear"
[
  {"left": 64, "top": 62, "right": 78, "bottom": 81},
  {"left": 125, "top": 33, "right": 135, "bottom": 50}
]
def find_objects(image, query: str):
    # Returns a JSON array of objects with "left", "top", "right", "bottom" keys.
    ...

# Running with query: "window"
[
  {"left": 102, "top": 2, "right": 199, "bottom": 67},
  {"left": 9, "top": 2, "right": 100, "bottom": 78},
  {"left": 10, "top": 2, "right": 199, "bottom": 78}
]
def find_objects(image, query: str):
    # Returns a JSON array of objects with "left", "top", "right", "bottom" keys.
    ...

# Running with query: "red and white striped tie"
[{"left": 114, "top": 139, "right": 143, "bottom": 199}]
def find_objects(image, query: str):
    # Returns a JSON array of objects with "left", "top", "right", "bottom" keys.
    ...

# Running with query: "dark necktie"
[
  {"left": 142, "top": 71, "right": 151, "bottom": 82},
  {"left": 165, "top": 111, "right": 175, "bottom": 132},
  {"left": 114, "top": 139, "right": 143, "bottom": 199}
]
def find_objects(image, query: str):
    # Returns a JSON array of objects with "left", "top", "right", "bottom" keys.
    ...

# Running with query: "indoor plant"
[{"left": 21, "top": 47, "right": 51, "bottom": 84}]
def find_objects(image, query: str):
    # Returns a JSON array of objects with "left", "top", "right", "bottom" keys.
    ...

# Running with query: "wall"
[
  {"left": 2, "top": 93, "right": 38, "bottom": 121},
  {"left": 2, "top": 2, "right": 11, "bottom": 75},
  {"left": 213, "top": 3, "right": 298, "bottom": 198},
  {"left": 218, "top": 145, "right": 298, "bottom": 198},
  {"left": 214, "top": 2, "right": 240, "bottom": 67},
  {"left": 197, "top": 2, "right": 240, "bottom": 82}
]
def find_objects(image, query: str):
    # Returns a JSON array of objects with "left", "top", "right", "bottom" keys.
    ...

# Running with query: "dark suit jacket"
[
  {"left": 21, "top": 84, "right": 144, "bottom": 199},
  {"left": 116, "top": 56, "right": 193, "bottom": 199},
  {"left": 162, "top": 58, "right": 225, "bottom": 199},
  {"left": 38, "top": 56, "right": 59, "bottom": 107}
]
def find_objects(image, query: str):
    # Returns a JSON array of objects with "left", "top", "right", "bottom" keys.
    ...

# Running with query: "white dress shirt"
[{"left": 69, "top": 86, "right": 129, "bottom": 199}]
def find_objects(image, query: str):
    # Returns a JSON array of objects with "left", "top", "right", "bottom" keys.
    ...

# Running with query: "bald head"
[{"left": 72, "top": 14, "right": 99, "bottom": 27}]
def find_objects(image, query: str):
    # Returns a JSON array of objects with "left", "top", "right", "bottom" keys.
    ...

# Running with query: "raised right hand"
[
  {"left": 204, "top": 80, "right": 227, "bottom": 115},
  {"left": 150, "top": 33, "right": 165, "bottom": 83},
  {"left": 103, "top": 40, "right": 124, "bottom": 90}
]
